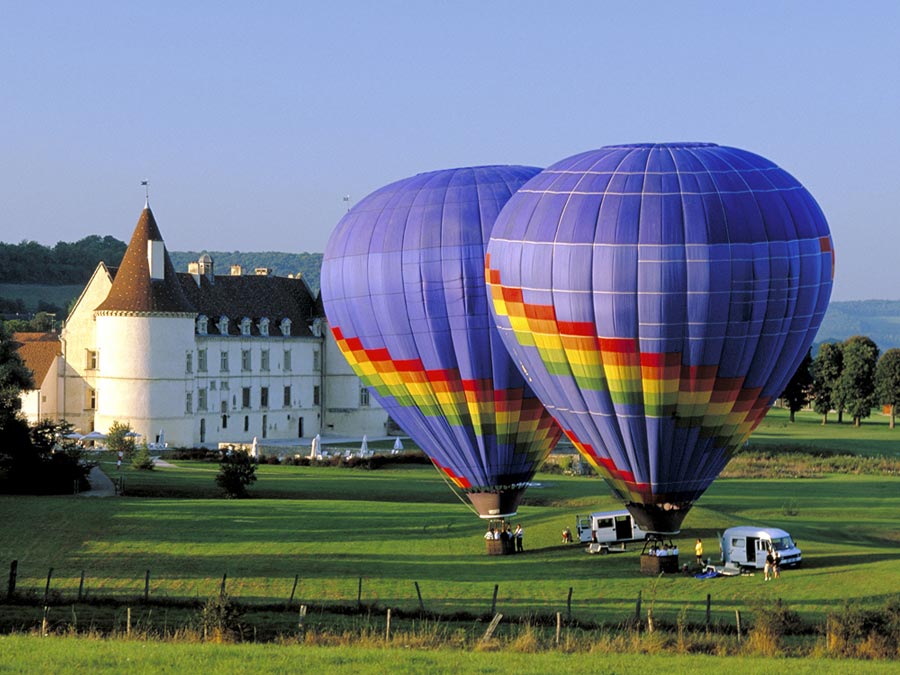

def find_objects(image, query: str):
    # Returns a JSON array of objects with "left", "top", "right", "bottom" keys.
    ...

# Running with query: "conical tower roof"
[{"left": 95, "top": 206, "right": 195, "bottom": 315}]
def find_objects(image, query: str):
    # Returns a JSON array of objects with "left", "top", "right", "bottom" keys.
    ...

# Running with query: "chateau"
[{"left": 15, "top": 204, "right": 387, "bottom": 447}]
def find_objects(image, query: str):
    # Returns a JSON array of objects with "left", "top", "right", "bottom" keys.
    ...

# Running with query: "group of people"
[
  {"left": 764, "top": 548, "right": 782, "bottom": 581},
  {"left": 647, "top": 543, "right": 679, "bottom": 556},
  {"left": 484, "top": 523, "right": 524, "bottom": 553}
]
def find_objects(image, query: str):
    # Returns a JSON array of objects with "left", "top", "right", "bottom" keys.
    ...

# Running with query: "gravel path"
[{"left": 81, "top": 464, "right": 117, "bottom": 497}]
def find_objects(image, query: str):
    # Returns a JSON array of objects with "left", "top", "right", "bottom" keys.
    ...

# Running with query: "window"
[
  {"left": 218, "top": 316, "right": 229, "bottom": 335},
  {"left": 198, "top": 388, "right": 208, "bottom": 411},
  {"left": 283, "top": 386, "right": 291, "bottom": 407},
  {"left": 283, "top": 349, "right": 292, "bottom": 372},
  {"left": 240, "top": 317, "right": 251, "bottom": 336},
  {"left": 220, "top": 380, "right": 229, "bottom": 391},
  {"left": 197, "top": 315, "right": 208, "bottom": 335},
  {"left": 313, "top": 349, "right": 321, "bottom": 372},
  {"left": 221, "top": 401, "right": 228, "bottom": 429},
  {"left": 220, "top": 351, "right": 229, "bottom": 372},
  {"left": 243, "top": 415, "right": 249, "bottom": 432},
  {"left": 241, "top": 349, "right": 252, "bottom": 372},
  {"left": 261, "top": 349, "right": 270, "bottom": 372},
  {"left": 359, "top": 387, "right": 370, "bottom": 407},
  {"left": 259, "top": 317, "right": 269, "bottom": 336},
  {"left": 313, "top": 385, "right": 321, "bottom": 406},
  {"left": 185, "top": 351, "right": 193, "bottom": 374},
  {"left": 86, "top": 350, "right": 98, "bottom": 370},
  {"left": 86, "top": 387, "right": 97, "bottom": 410},
  {"left": 280, "top": 318, "right": 292, "bottom": 336},
  {"left": 198, "top": 349, "right": 208, "bottom": 372},
  {"left": 210, "top": 380, "right": 216, "bottom": 390},
  {"left": 260, "top": 386, "right": 269, "bottom": 409},
  {"left": 185, "top": 392, "right": 193, "bottom": 414},
  {"left": 242, "top": 387, "right": 251, "bottom": 409}
]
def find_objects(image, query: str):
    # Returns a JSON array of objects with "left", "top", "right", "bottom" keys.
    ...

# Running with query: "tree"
[
  {"left": 0, "top": 323, "right": 34, "bottom": 425},
  {"left": 131, "top": 440, "right": 155, "bottom": 470},
  {"left": 215, "top": 452, "right": 257, "bottom": 498},
  {"left": 106, "top": 420, "right": 136, "bottom": 458},
  {"left": 875, "top": 348, "right": 900, "bottom": 429},
  {"left": 836, "top": 336, "right": 879, "bottom": 427},
  {"left": 811, "top": 342, "right": 842, "bottom": 424},
  {"left": 781, "top": 349, "right": 813, "bottom": 422}
]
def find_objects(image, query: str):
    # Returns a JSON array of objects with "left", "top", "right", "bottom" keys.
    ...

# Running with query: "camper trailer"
[
  {"left": 720, "top": 526, "right": 802, "bottom": 569},
  {"left": 575, "top": 510, "right": 647, "bottom": 553}
]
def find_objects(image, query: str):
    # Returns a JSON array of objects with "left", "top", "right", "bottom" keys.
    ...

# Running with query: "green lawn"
[
  {"left": 1, "top": 408, "right": 898, "bottom": 666},
  {"left": 751, "top": 406, "right": 900, "bottom": 457},
  {"left": 3, "top": 636, "right": 898, "bottom": 675}
]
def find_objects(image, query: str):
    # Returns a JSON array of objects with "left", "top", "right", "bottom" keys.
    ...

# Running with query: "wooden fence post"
[
  {"left": 7, "top": 560, "right": 17, "bottom": 600},
  {"left": 385, "top": 608, "right": 392, "bottom": 642},
  {"left": 288, "top": 574, "right": 299, "bottom": 607},
  {"left": 41, "top": 606, "right": 49, "bottom": 636},
  {"left": 220, "top": 573, "right": 227, "bottom": 597},
  {"left": 706, "top": 593, "right": 711, "bottom": 632},
  {"left": 566, "top": 586, "right": 573, "bottom": 621},
  {"left": 357, "top": 577, "right": 363, "bottom": 607},
  {"left": 78, "top": 570, "right": 85, "bottom": 601},
  {"left": 298, "top": 604, "right": 307, "bottom": 631},
  {"left": 414, "top": 581, "right": 425, "bottom": 613},
  {"left": 43, "top": 567, "right": 53, "bottom": 604},
  {"left": 555, "top": 611, "right": 561, "bottom": 646},
  {"left": 634, "top": 590, "right": 642, "bottom": 624},
  {"left": 481, "top": 613, "right": 503, "bottom": 643},
  {"left": 144, "top": 570, "right": 150, "bottom": 602},
  {"left": 127, "top": 607, "right": 132, "bottom": 636},
  {"left": 491, "top": 584, "right": 499, "bottom": 615},
  {"left": 735, "top": 609, "right": 742, "bottom": 642}
]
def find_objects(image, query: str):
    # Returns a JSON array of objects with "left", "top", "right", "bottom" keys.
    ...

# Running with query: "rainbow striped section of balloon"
[{"left": 321, "top": 144, "right": 834, "bottom": 534}]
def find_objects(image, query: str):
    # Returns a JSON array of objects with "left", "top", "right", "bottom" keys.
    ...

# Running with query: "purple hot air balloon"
[
  {"left": 486, "top": 143, "right": 834, "bottom": 533},
  {"left": 322, "top": 166, "right": 561, "bottom": 519}
]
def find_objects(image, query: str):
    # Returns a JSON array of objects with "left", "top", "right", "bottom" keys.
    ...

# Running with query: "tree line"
[
  {"left": 0, "top": 236, "right": 127, "bottom": 285},
  {"left": 781, "top": 336, "right": 900, "bottom": 428}
]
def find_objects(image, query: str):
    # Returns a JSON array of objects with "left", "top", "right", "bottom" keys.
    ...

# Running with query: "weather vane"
[
  {"left": 141, "top": 179, "right": 150, "bottom": 204},
  {"left": 344, "top": 194, "right": 351, "bottom": 212}
]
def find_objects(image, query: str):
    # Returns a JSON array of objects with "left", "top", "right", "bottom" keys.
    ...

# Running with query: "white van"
[
  {"left": 575, "top": 510, "right": 647, "bottom": 552},
  {"left": 720, "top": 526, "right": 802, "bottom": 568}
]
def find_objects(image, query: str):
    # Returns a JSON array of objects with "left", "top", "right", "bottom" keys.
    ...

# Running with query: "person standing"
[
  {"left": 695, "top": 538, "right": 704, "bottom": 567},
  {"left": 764, "top": 548, "right": 776, "bottom": 581},
  {"left": 515, "top": 523, "right": 524, "bottom": 552}
]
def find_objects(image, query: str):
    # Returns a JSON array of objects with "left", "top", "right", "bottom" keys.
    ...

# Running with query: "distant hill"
[{"left": 815, "top": 300, "right": 900, "bottom": 351}]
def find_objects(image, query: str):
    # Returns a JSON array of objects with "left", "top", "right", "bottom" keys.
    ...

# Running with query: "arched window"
[
  {"left": 197, "top": 314, "right": 208, "bottom": 335},
  {"left": 280, "top": 318, "right": 292, "bottom": 336},
  {"left": 259, "top": 317, "right": 270, "bottom": 336},
  {"left": 240, "top": 317, "right": 252, "bottom": 336},
  {"left": 218, "top": 316, "right": 229, "bottom": 335}
]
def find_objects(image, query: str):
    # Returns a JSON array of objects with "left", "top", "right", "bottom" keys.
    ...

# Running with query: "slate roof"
[
  {"left": 178, "top": 272, "right": 320, "bottom": 337},
  {"left": 95, "top": 207, "right": 195, "bottom": 314},
  {"left": 12, "top": 332, "right": 61, "bottom": 387}
]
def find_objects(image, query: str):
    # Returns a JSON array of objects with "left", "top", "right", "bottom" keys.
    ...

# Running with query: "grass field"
[{"left": 1, "top": 408, "right": 898, "bottom": 667}]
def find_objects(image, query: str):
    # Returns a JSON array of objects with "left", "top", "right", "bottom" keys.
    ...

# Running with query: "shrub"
[
  {"left": 131, "top": 442, "right": 154, "bottom": 470},
  {"left": 215, "top": 452, "right": 257, "bottom": 498}
]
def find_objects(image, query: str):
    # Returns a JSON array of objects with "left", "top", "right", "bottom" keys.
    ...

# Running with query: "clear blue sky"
[{"left": 1, "top": 2, "right": 897, "bottom": 301}]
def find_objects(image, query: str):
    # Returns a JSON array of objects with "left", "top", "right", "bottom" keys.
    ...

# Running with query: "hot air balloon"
[
  {"left": 321, "top": 166, "right": 562, "bottom": 519},
  {"left": 485, "top": 143, "right": 834, "bottom": 534}
]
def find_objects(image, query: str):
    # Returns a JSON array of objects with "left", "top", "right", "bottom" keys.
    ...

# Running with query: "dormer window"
[
  {"left": 197, "top": 315, "right": 208, "bottom": 335},
  {"left": 280, "top": 318, "right": 292, "bottom": 336},
  {"left": 259, "top": 317, "right": 270, "bottom": 337},
  {"left": 311, "top": 318, "right": 323, "bottom": 337},
  {"left": 240, "top": 317, "right": 252, "bottom": 336},
  {"left": 218, "top": 316, "right": 229, "bottom": 335}
]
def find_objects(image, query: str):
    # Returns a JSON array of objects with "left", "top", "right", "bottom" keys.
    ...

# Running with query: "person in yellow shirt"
[{"left": 695, "top": 538, "right": 704, "bottom": 567}]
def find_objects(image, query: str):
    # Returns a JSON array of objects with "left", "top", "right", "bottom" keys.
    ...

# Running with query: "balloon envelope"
[
  {"left": 486, "top": 143, "right": 834, "bottom": 533},
  {"left": 322, "top": 166, "right": 561, "bottom": 518}
]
